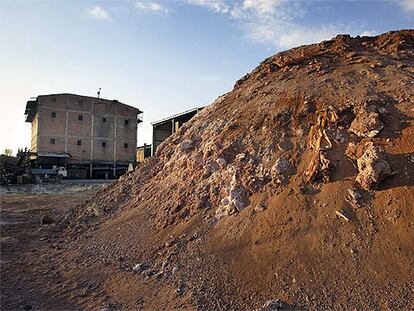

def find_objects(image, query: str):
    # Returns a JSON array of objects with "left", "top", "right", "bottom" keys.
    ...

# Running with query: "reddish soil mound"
[{"left": 59, "top": 30, "right": 414, "bottom": 310}]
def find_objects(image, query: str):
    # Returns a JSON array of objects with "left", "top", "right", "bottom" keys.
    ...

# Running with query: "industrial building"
[
  {"left": 136, "top": 144, "right": 152, "bottom": 162},
  {"left": 151, "top": 107, "right": 202, "bottom": 155},
  {"left": 25, "top": 93, "right": 142, "bottom": 178}
]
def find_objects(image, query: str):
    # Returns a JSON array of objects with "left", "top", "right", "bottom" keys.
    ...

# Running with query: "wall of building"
[
  {"left": 32, "top": 94, "right": 139, "bottom": 164},
  {"left": 136, "top": 145, "right": 151, "bottom": 162},
  {"left": 151, "top": 108, "right": 201, "bottom": 156},
  {"left": 153, "top": 122, "right": 173, "bottom": 154},
  {"left": 30, "top": 115, "right": 39, "bottom": 152}
]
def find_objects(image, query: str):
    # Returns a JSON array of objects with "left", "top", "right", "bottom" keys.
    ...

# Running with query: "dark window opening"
[
  {"left": 124, "top": 143, "right": 128, "bottom": 148},
  {"left": 102, "top": 117, "right": 107, "bottom": 123},
  {"left": 78, "top": 115, "right": 83, "bottom": 121},
  {"left": 78, "top": 100, "right": 83, "bottom": 106},
  {"left": 51, "top": 112, "right": 56, "bottom": 118},
  {"left": 77, "top": 140, "right": 82, "bottom": 146},
  {"left": 50, "top": 138, "right": 55, "bottom": 144},
  {"left": 102, "top": 142, "right": 106, "bottom": 147},
  {"left": 124, "top": 119, "right": 129, "bottom": 125},
  {"left": 51, "top": 97, "right": 57, "bottom": 103}
]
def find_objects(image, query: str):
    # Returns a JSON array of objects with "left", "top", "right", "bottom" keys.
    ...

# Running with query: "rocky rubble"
[
  {"left": 355, "top": 143, "right": 392, "bottom": 190},
  {"left": 349, "top": 103, "right": 384, "bottom": 138},
  {"left": 58, "top": 30, "right": 414, "bottom": 311},
  {"left": 60, "top": 31, "right": 413, "bottom": 228}
]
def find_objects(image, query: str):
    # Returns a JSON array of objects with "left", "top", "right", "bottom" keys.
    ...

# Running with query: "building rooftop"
[
  {"left": 25, "top": 93, "right": 143, "bottom": 122},
  {"left": 137, "top": 144, "right": 152, "bottom": 149},
  {"left": 151, "top": 107, "right": 203, "bottom": 126}
]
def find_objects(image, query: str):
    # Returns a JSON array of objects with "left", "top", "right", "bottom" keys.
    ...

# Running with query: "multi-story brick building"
[{"left": 25, "top": 93, "right": 142, "bottom": 178}]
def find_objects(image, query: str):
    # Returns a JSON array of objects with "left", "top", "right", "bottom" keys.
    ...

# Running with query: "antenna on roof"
[{"left": 97, "top": 88, "right": 101, "bottom": 98}]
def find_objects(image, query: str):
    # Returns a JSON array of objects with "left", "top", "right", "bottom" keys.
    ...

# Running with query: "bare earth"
[{"left": 0, "top": 184, "right": 105, "bottom": 310}]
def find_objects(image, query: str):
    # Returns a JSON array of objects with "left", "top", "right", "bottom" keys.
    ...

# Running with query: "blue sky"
[{"left": 0, "top": 0, "right": 413, "bottom": 154}]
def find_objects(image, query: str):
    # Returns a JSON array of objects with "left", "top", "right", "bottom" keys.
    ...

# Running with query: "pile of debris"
[{"left": 58, "top": 30, "right": 414, "bottom": 310}]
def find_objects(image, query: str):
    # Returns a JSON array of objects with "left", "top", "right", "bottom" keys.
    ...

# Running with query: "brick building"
[{"left": 25, "top": 93, "right": 142, "bottom": 178}]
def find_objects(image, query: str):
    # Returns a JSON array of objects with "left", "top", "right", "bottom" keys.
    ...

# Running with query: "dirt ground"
[
  {"left": 0, "top": 184, "right": 105, "bottom": 310},
  {"left": 52, "top": 30, "right": 413, "bottom": 310}
]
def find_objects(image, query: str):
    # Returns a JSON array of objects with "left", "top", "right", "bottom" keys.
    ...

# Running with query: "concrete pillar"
[
  {"left": 151, "top": 125, "right": 156, "bottom": 156},
  {"left": 64, "top": 111, "right": 68, "bottom": 153}
]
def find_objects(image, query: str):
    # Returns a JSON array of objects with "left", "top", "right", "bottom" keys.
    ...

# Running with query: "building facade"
[{"left": 25, "top": 93, "right": 142, "bottom": 178}]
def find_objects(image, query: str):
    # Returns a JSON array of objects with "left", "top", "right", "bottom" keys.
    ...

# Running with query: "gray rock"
[
  {"left": 272, "top": 157, "right": 290, "bottom": 176},
  {"left": 257, "top": 299, "right": 284, "bottom": 311},
  {"left": 180, "top": 139, "right": 194, "bottom": 151},
  {"left": 277, "top": 139, "right": 293, "bottom": 151}
]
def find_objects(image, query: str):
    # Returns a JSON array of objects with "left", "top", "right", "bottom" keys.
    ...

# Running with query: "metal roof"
[
  {"left": 151, "top": 107, "right": 203, "bottom": 126},
  {"left": 136, "top": 144, "right": 152, "bottom": 149}
]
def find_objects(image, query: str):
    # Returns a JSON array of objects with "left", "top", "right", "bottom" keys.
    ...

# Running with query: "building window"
[
  {"left": 51, "top": 112, "right": 56, "bottom": 118},
  {"left": 78, "top": 100, "right": 83, "bottom": 106},
  {"left": 124, "top": 119, "right": 129, "bottom": 125},
  {"left": 51, "top": 97, "right": 57, "bottom": 103},
  {"left": 78, "top": 115, "right": 83, "bottom": 121},
  {"left": 124, "top": 143, "right": 128, "bottom": 148},
  {"left": 77, "top": 140, "right": 82, "bottom": 146},
  {"left": 102, "top": 142, "right": 106, "bottom": 147},
  {"left": 50, "top": 138, "right": 55, "bottom": 144},
  {"left": 102, "top": 117, "right": 107, "bottom": 123}
]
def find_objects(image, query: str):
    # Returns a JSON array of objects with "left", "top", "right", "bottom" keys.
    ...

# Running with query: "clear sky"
[{"left": 0, "top": 0, "right": 413, "bottom": 154}]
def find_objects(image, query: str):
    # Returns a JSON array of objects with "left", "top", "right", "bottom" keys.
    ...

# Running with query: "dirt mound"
[{"left": 58, "top": 30, "right": 414, "bottom": 310}]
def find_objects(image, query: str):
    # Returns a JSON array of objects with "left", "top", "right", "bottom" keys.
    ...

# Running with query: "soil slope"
[{"left": 57, "top": 30, "right": 414, "bottom": 310}]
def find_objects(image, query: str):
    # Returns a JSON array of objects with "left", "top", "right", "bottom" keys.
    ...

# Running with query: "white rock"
[
  {"left": 235, "top": 153, "right": 246, "bottom": 160},
  {"left": 349, "top": 105, "right": 384, "bottom": 138},
  {"left": 216, "top": 157, "right": 227, "bottom": 168},
  {"left": 132, "top": 263, "right": 142, "bottom": 272},
  {"left": 257, "top": 299, "right": 283, "bottom": 311},
  {"left": 356, "top": 144, "right": 392, "bottom": 190}
]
